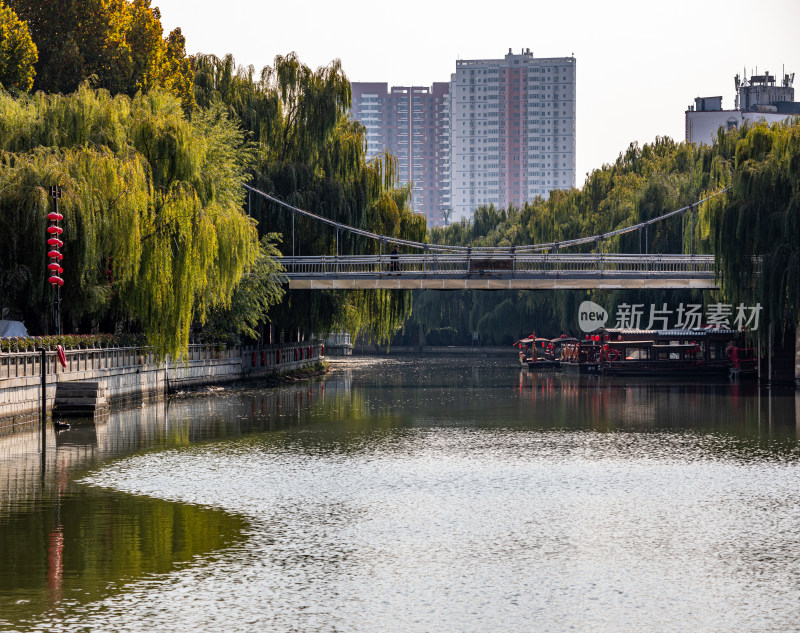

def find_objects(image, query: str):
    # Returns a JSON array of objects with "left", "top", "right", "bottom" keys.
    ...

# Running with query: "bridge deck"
[{"left": 281, "top": 254, "right": 720, "bottom": 290}]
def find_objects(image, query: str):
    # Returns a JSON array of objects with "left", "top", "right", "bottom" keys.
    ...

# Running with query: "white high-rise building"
[{"left": 450, "top": 49, "right": 576, "bottom": 221}]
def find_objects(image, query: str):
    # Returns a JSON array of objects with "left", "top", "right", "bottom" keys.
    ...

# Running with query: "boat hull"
[
  {"left": 602, "top": 361, "right": 730, "bottom": 377},
  {"left": 561, "top": 361, "right": 601, "bottom": 374},
  {"left": 526, "top": 359, "right": 560, "bottom": 370}
]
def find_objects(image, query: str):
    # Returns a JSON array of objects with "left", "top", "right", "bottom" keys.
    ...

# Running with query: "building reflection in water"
[{"left": 518, "top": 369, "right": 800, "bottom": 442}]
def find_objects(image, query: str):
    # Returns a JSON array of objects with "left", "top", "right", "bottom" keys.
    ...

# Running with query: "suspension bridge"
[{"left": 245, "top": 184, "right": 733, "bottom": 290}]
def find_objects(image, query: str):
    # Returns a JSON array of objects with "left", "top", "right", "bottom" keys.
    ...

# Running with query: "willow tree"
[
  {"left": 0, "top": 146, "right": 148, "bottom": 329},
  {"left": 121, "top": 92, "right": 258, "bottom": 355},
  {"left": 193, "top": 53, "right": 280, "bottom": 145},
  {"left": 197, "top": 53, "right": 427, "bottom": 344},
  {"left": 707, "top": 119, "right": 800, "bottom": 340},
  {"left": 0, "top": 85, "right": 264, "bottom": 357}
]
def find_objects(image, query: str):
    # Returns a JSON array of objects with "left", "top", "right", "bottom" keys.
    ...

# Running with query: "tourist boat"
[
  {"left": 543, "top": 335, "right": 578, "bottom": 367},
  {"left": 560, "top": 335, "right": 602, "bottom": 373},
  {"left": 514, "top": 334, "right": 535, "bottom": 366},
  {"left": 515, "top": 335, "right": 558, "bottom": 369},
  {"left": 599, "top": 328, "right": 739, "bottom": 377}
]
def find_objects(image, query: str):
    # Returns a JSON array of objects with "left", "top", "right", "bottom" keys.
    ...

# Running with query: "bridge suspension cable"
[{"left": 244, "top": 183, "right": 731, "bottom": 254}]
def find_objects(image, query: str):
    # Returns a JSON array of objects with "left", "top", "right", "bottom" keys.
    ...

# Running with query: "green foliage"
[
  {"left": 709, "top": 119, "right": 800, "bottom": 339},
  {"left": 0, "top": 332, "right": 131, "bottom": 352},
  {"left": 0, "top": 1, "right": 36, "bottom": 92},
  {"left": 0, "top": 85, "right": 261, "bottom": 358},
  {"left": 205, "top": 234, "right": 286, "bottom": 340},
  {"left": 193, "top": 53, "right": 280, "bottom": 146},
  {"left": 198, "top": 52, "right": 427, "bottom": 345},
  {"left": 9, "top": 0, "right": 195, "bottom": 110}
]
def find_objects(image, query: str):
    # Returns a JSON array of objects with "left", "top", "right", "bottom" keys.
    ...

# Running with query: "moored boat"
[
  {"left": 542, "top": 335, "right": 578, "bottom": 369},
  {"left": 599, "top": 328, "right": 739, "bottom": 377},
  {"left": 515, "top": 334, "right": 559, "bottom": 369},
  {"left": 527, "top": 337, "right": 559, "bottom": 370},
  {"left": 514, "top": 334, "right": 534, "bottom": 366},
  {"left": 560, "top": 336, "right": 602, "bottom": 374}
]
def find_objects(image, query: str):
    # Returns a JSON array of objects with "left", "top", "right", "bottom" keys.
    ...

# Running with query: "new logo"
[{"left": 578, "top": 300, "right": 608, "bottom": 332}]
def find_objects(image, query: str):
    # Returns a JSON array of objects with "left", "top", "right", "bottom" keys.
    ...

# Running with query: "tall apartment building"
[
  {"left": 351, "top": 49, "right": 576, "bottom": 225},
  {"left": 351, "top": 82, "right": 450, "bottom": 226},
  {"left": 350, "top": 82, "right": 389, "bottom": 161},
  {"left": 450, "top": 49, "right": 576, "bottom": 221}
]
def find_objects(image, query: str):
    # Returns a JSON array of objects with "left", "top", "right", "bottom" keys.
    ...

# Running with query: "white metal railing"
[
  {"left": 242, "top": 343, "right": 322, "bottom": 370},
  {"left": 278, "top": 254, "right": 724, "bottom": 278},
  {"left": 0, "top": 343, "right": 322, "bottom": 380},
  {"left": 0, "top": 346, "right": 145, "bottom": 380}
]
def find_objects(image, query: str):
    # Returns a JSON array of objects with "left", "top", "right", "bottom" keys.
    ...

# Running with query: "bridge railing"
[{"left": 279, "top": 254, "right": 719, "bottom": 277}]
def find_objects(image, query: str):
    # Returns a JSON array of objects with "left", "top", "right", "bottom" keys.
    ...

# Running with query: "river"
[{"left": 1, "top": 355, "right": 799, "bottom": 632}]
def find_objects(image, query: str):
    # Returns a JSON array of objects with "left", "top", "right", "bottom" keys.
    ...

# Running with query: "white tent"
[{"left": 0, "top": 320, "right": 28, "bottom": 337}]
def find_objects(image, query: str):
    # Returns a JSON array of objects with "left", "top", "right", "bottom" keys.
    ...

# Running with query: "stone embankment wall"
[{"left": 0, "top": 343, "right": 322, "bottom": 429}]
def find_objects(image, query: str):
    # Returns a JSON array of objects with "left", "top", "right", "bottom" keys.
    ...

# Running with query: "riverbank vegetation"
[
  {"left": 0, "top": 86, "right": 260, "bottom": 357},
  {"left": 0, "top": 1, "right": 796, "bottom": 354},
  {"left": 0, "top": 1, "right": 423, "bottom": 357},
  {"left": 192, "top": 52, "right": 426, "bottom": 344},
  {"left": 408, "top": 120, "right": 799, "bottom": 346}
]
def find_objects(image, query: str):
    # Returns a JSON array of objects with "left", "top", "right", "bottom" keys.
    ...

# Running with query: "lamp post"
[
  {"left": 440, "top": 207, "right": 453, "bottom": 227},
  {"left": 47, "top": 185, "right": 63, "bottom": 335},
  {"left": 39, "top": 346, "right": 47, "bottom": 461}
]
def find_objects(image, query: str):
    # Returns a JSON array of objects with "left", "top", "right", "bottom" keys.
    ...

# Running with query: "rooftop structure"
[{"left": 686, "top": 68, "right": 799, "bottom": 145}]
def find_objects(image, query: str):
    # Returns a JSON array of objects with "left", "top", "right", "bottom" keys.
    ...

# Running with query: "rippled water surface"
[{"left": 2, "top": 356, "right": 800, "bottom": 632}]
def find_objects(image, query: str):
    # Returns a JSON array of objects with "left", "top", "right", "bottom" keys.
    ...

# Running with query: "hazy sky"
[{"left": 154, "top": 0, "right": 799, "bottom": 184}]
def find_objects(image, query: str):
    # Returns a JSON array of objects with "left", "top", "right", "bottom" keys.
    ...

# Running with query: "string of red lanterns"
[{"left": 47, "top": 186, "right": 64, "bottom": 287}]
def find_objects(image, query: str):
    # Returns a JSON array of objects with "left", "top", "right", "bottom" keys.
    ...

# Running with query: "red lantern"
[{"left": 46, "top": 187, "right": 65, "bottom": 337}]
